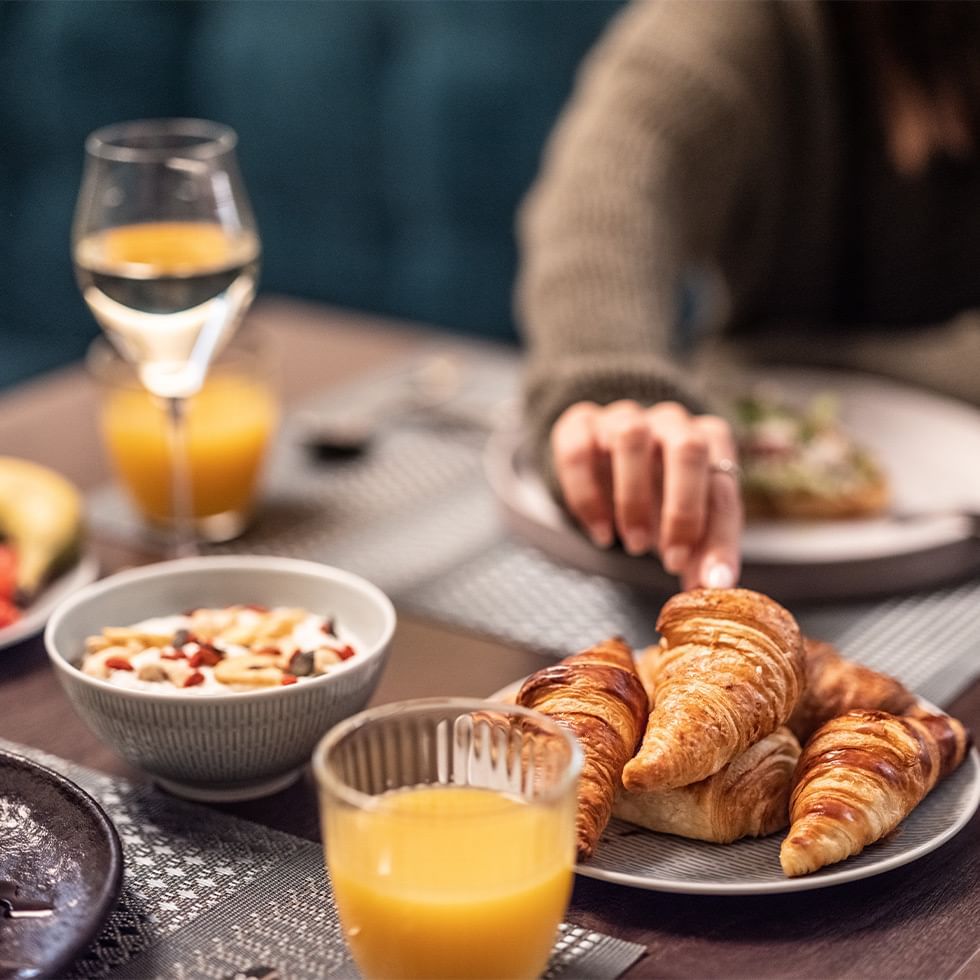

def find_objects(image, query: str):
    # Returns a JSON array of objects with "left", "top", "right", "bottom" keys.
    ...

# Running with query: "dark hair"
[
  {"left": 827, "top": 0, "right": 980, "bottom": 149},
  {"left": 857, "top": 0, "right": 980, "bottom": 103}
]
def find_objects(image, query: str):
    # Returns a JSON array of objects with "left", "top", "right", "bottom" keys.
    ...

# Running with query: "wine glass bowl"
[
  {"left": 73, "top": 119, "right": 260, "bottom": 399},
  {"left": 73, "top": 119, "right": 261, "bottom": 555}
]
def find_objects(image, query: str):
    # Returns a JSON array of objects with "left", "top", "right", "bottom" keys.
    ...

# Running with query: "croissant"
[
  {"left": 622, "top": 588, "right": 805, "bottom": 793},
  {"left": 780, "top": 709, "right": 971, "bottom": 877},
  {"left": 517, "top": 636, "right": 648, "bottom": 859},
  {"left": 788, "top": 638, "right": 917, "bottom": 742},
  {"left": 635, "top": 644, "right": 660, "bottom": 705},
  {"left": 613, "top": 727, "right": 801, "bottom": 843}
]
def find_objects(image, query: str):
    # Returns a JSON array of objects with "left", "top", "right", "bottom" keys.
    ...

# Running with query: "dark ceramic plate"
[{"left": 0, "top": 750, "right": 123, "bottom": 980}]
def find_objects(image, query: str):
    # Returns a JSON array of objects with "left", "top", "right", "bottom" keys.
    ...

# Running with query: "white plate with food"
[
  {"left": 0, "top": 553, "right": 99, "bottom": 651},
  {"left": 0, "top": 456, "right": 93, "bottom": 650},
  {"left": 494, "top": 674, "right": 978, "bottom": 894},
  {"left": 582, "top": 731, "right": 979, "bottom": 896},
  {"left": 485, "top": 369, "right": 980, "bottom": 601}
]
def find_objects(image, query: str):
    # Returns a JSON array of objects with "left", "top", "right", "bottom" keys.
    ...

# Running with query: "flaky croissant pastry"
[
  {"left": 517, "top": 637, "right": 648, "bottom": 860},
  {"left": 635, "top": 644, "right": 659, "bottom": 705},
  {"left": 788, "top": 638, "right": 917, "bottom": 742},
  {"left": 780, "top": 709, "right": 971, "bottom": 877},
  {"left": 622, "top": 588, "right": 805, "bottom": 793},
  {"left": 613, "top": 726, "right": 801, "bottom": 843}
]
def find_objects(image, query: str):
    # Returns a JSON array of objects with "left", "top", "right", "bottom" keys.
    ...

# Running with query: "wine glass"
[{"left": 73, "top": 118, "right": 260, "bottom": 556}]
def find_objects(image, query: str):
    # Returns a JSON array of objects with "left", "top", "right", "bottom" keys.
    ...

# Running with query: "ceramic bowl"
[{"left": 45, "top": 556, "right": 396, "bottom": 802}]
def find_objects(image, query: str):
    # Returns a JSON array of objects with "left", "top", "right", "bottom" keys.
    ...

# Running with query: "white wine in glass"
[{"left": 73, "top": 119, "right": 260, "bottom": 554}]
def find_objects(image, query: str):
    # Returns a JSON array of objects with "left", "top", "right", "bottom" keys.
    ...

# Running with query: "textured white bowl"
[{"left": 45, "top": 556, "right": 396, "bottom": 801}]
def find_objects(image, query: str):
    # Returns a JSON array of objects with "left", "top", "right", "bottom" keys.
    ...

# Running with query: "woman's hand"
[{"left": 550, "top": 400, "right": 743, "bottom": 590}]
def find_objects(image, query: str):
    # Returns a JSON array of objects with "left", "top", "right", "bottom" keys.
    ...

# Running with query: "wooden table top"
[{"left": 1, "top": 297, "right": 978, "bottom": 980}]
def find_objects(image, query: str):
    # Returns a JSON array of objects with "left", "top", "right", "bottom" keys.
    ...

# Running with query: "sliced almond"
[
  {"left": 137, "top": 663, "right": 168, "bottom": 683},
  {"left": 214, "top": 653, "right": 283, "bottom": 687},
  {"left": 161, "top": 660, "right": 196, "bottom": 688},
  {"left": 314, "top": 648, "right": 341, "bottom": 674}
]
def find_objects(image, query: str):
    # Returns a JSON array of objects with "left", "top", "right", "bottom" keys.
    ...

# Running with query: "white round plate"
[
  {"left": 491, "top": 677, "right": 980, "bottom": 895},
  {"left": 485, "top": 369, "right": 980, "bottom": 601},
  {"left": 0, "top": 553, "right": 99, "bottom": 651}
]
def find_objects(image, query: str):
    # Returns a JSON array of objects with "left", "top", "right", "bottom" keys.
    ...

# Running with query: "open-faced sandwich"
[{"left": 734, "top": 392, "right": 889, "bottom": 520}]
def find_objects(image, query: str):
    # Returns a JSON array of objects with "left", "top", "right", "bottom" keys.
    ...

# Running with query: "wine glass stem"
[{"left": 165, "top": 396, "right": 197, "bottom": 558}]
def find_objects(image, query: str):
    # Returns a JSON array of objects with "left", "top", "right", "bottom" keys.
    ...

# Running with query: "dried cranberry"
[
  {"left": 338, "top": 645, "right": 356, "bottom": 661},
  {"left": 183, "top": 671, "right": 205, "bottom": 688},
  {"left": 280, "top": 675, "right": 298, "bottom": 686},
  {"left": 187, "top": 645, "right": 222, "bottom": 669},
  {"left": 105, "top": 656, "right": 134, "bottom": 671}
]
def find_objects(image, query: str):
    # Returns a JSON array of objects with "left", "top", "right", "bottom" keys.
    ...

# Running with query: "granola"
[{"left": 80, "top": 604, "right": 357, "bottom": 693}]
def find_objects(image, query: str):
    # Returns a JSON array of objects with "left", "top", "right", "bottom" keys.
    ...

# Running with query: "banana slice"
[{"left": 0, "top": 457, "right": 84, "bottom": 601}]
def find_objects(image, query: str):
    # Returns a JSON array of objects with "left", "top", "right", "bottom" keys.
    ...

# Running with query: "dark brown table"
[{"left": 1, "top": 298, "right": 978, "bottom": 979}]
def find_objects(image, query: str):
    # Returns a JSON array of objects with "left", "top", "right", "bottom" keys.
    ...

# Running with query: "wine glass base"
[
  {"left": 194, "top": 509, "right": 251, "bottom": 544},
  {"left": 142, "top": 508, "right": 251, "bottom": 546}
]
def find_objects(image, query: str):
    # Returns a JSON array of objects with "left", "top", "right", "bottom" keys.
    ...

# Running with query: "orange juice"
[
  {"left": 101, "top": 371, "right": 277, "bottom": 527},
  {"left": 326, "top": 785, "right": 574, "bottom": 980}
]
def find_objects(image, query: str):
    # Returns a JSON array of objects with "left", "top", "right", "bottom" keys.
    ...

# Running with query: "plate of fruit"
[{"left": 0, "top": 456, "right": 97, "bottom": 649}]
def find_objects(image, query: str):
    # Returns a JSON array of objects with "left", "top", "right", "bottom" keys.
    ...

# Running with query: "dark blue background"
[{"left": 0, "top": 0, "right": 622, "bottom": 387}]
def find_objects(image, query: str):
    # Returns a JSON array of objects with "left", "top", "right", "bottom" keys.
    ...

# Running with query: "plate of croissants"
[{"left": 495, "top": 588, "right": 979, "bottom": 894}]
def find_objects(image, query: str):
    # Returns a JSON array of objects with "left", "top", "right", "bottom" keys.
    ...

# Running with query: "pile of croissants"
[{"left": 515, "top": 587, "right": 972, "bottom": 877}]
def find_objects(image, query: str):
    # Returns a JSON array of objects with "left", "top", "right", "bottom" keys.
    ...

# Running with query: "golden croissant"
[
  {"left": 788, "top": 638, "right": 917, "bottom": 743},
  {"left": 613, "top": 727, "right": 801, "bottom": 843},
  {"left": 780, "top": 709, "right": 971, "bottom": 877},
  {"left": 622, "top": 588, "right": 805, "bottom": 793},
  {"left": 517, "top": 636, "right": 648, "bottom": 860}
]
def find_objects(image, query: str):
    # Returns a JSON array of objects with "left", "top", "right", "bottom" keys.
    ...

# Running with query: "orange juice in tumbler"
[
  {"left": 326, "top": 785, "right": 574, "bottom": 980},
  {"left": 101, "top": 371, "right": 277, "bottom": 533}
]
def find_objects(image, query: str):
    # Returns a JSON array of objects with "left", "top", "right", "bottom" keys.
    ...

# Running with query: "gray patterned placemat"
[
  {"left": 1, "top": 738, "right": 646, "bottom": 980},
  {"left": 87, "top": 350, "right": 980, "bottom": 709}
]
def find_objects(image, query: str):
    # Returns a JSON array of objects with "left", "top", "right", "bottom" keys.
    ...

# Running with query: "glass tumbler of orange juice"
[
  {"left": 88, "top": 330, "right": 279, "bottom": 542},
  {"left": 313, "top": 698, "right": 582, "bottom": 980}
]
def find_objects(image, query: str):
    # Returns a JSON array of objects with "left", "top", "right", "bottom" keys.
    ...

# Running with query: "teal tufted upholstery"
[{"left": 0, "top": 0, "right": 621, "bottom": 388}]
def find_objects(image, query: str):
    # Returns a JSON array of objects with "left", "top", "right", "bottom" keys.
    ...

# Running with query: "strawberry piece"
[
  {"left": 338, "top": 644, "right": 356, "bottom": 661},
  {"left": 0, "top": 545, "right": 16, "bottom": 603}
]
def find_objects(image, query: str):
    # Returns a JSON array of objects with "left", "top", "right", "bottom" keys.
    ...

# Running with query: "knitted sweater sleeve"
[{"left": 516, "top": 0, "right": 781, "bottom": 467}]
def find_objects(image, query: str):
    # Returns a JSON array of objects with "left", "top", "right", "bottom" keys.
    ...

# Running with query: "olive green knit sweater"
[{"left": 517, "top": 0, "right": 980, "bottom": 465}]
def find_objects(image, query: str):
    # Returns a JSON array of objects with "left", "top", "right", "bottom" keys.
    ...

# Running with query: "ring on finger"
[{"left": 709, "top": 458, "right": 742, "bottom": 479}]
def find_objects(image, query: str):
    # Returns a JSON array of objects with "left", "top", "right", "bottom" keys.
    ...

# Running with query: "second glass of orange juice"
[
  {"left": 89, "top": 330, "right": 279, "bottom": 542},
  {"left": 313, "top": 698, "right": 582, "bottom": 980}
]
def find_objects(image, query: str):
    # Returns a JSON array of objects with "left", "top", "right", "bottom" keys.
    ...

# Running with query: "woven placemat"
[
  {"left": 87, "top": 350, "right": 980, "bottom": 709},
  {"left": 0, "top": 738, "right": 646, "bottom": 980}
]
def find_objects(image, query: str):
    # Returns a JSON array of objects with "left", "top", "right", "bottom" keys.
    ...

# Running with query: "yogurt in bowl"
[
  {"left": 82, "top": 604, "right": 358, "bottom": 692},
  {"left": 46, "top": 556, "right": 395, "bottom": 802}
]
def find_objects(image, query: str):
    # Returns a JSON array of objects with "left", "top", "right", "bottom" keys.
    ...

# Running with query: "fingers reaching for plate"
[{"left": 550, "top": 400, "right": 743, "bottom": 588}]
